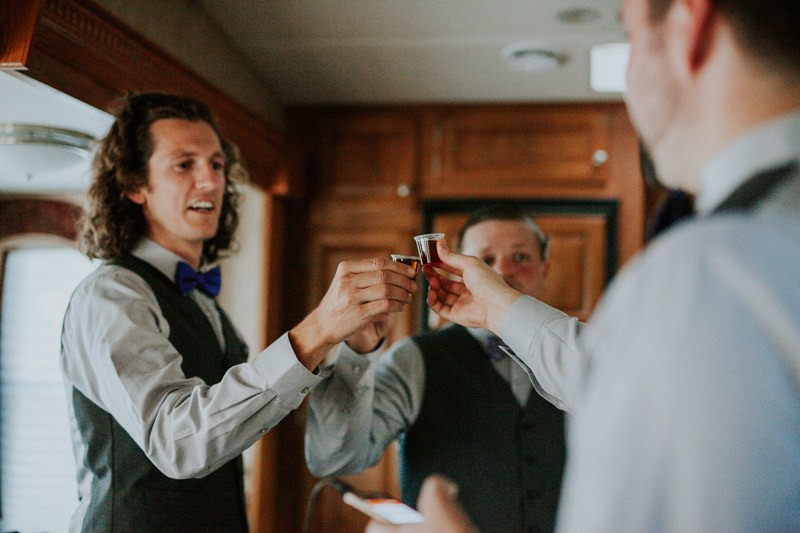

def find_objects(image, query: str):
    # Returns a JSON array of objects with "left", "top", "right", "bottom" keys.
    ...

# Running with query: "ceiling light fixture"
[
  {"left": 501, "top": 43, "right": 566, "bottom": 74},
  {"left": 0, "top": 123, "right": 97, "bottom": 191},
  {"left": 556, "top": 7, "right": 602, "bottom": 25}
]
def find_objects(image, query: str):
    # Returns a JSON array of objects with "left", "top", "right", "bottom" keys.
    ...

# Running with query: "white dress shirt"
[{"left": 504, "top": 112, "right": 800, "bottom": 532}]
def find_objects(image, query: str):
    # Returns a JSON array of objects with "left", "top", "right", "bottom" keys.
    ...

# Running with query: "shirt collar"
[
  {"left": 130, "top": 238, "right": 187, "bottom": 282},
  {"left": 696, "top": 111, "right": 800, "bottom": 216}
]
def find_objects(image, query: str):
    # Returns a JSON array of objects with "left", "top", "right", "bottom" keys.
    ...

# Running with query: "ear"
[
  {"left": 669, "top": 0, "right": 715, "bottom": 75},
  {"left": 540, "top": 258, "right": 551, "bottom": 280},
  {"left": 126, "top": 188, "right": 146, "bottom": 205}
]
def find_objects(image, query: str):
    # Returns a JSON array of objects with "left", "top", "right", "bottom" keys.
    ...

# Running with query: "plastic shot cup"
[
  {"left": 391, "top": 254, "right": 421, "bottom": 273},
  {"left": 413, "top": 233, "right": 445, "bottom": 266}
]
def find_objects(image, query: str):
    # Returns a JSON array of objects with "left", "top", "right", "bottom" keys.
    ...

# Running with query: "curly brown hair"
[{"left": 79, "top": 92, "right": 247, "bottom": 263}]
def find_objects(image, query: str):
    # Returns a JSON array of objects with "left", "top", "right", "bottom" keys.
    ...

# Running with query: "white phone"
[{"left": 342, "top": 491, "right": 425, "bottom": 525}]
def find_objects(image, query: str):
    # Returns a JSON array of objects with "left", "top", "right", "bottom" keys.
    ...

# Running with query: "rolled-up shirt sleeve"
[{"left": 61, "top": 265, "right": 322, "bottom": 479}]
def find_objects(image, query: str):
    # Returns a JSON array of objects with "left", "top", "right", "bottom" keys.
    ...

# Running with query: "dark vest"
[
  {"left": 71, "top": 255, "right": 249, "bottom": 532},
  {"left": 714, "top": 161, "right": 798, "bottom": 214},
  {"left": 400, "top": 325, "right": 565, "bottom": 533}
]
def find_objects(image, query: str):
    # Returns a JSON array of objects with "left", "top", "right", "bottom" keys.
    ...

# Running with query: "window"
[{"left": 1, "top": 246, "right": 99, "bottom": 533}]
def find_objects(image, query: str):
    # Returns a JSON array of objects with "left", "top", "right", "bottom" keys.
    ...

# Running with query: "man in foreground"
[{"left": 369, "top": 0, "right": 800, "bottom": 530}]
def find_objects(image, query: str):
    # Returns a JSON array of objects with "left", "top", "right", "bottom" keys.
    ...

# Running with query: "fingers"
[
  {"left": 338, "top": 256, "right": 417, "bottom": 280},
  {"left": 365, "top": 521, "right": 407, "bottom": 533},
  {"left": 364, "top": 476, "right": 477, "bottom": 533},
  {"left": 336, "top": 260, "right": 418, "bottom": 303},
  {"left": 435, "top": 240, "right": 470, "bottom": 273},
  {"left": 416, "top": 475, "right": 478, "bottom": 533}
]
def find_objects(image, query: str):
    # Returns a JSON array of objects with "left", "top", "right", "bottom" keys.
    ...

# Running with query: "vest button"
[
  {"left": 526, "top": 488, "right": 541, "bottom": 500},
  {"left": 525, "top": 455, "right": 538, "bottom": 465}
]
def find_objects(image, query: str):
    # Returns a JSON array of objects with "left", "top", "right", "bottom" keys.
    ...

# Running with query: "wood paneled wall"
[{"left": 281, "top": 102, "right": 646, "bottom": 532}]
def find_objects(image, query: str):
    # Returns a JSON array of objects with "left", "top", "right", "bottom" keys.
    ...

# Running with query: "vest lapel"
[{"left": 713, "top": 162, "right": 798, "bottom": 214}]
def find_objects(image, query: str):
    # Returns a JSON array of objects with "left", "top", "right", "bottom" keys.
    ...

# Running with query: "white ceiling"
[{"left": 196, "top": 0, "right": 626, "bottom": 105}]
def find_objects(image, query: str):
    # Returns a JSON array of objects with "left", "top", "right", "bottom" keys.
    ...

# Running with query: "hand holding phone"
[{"left": 342, "top": 489, "right": 425, "bottom": 525}]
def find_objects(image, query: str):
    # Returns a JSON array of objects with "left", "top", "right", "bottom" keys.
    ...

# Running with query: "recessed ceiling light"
[
  {"left": 557, "top": 7, "right": 602, "bottom": 25},
  {"left": 501, "top": 43, "right": 566, "bottom": 73},
  {"left": 0, "top": 123, "right": 96, "bottom": 191}
]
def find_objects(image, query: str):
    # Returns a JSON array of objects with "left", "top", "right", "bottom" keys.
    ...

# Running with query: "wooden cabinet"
[
  {"left": 315, "top": 110, "right": 421, "bottom": 200},
  {"left": 285, "top": 102, "right": 643, "bottom": 533},
  {"left": 298, "top": 103, "right": 642, "bottom": 265},
  {"left": 422, "top": 105, "right": 617, "bottom": 198}
]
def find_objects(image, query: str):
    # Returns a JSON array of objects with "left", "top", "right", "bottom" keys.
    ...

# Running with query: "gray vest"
[
  {"left": 400, "top": 325, "right": 565, "bottom": 533},
  {"left": 71, "top": 255, "right": 249, "bottom": 532}
]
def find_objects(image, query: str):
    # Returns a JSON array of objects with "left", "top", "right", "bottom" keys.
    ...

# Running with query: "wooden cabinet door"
[
  {"left": 421, "top": 104, "right": 620, "bottom": 199},
  {"left": 318, "top": 110, "right": 420, "bottom": 200}
]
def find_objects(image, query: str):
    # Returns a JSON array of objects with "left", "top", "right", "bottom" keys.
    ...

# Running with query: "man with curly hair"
[{"left": 60, "top": 92, "right": 417, "bottom": 532}]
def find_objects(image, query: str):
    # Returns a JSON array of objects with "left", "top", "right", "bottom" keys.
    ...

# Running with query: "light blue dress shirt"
[
  {"left": 504, "top": 112, "right": 800, "bottom": 532},
  {"left": 305, "top": 324, "right": 535, "bottom": 477}
]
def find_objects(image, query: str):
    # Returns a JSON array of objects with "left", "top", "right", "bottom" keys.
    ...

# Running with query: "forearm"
[
  {"left": 289, "top": 310, "right": 340, "bottom": 371},
  {"left": 71, "top": 329, "right": 320, "bottom": 479},
  {"left": 502, "top": 296, "right": 587, "bottom": 412}
]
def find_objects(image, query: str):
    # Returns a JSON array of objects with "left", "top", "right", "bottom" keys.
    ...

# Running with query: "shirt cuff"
[
  {"left": 329, "top": 342, "right": 380, "bottom": 389},
  {"left": 251, "top": 332, "right": 324, "bottom": 408},
  {"left": 502, "top": 295, "right": 566, "bottom": 354}
]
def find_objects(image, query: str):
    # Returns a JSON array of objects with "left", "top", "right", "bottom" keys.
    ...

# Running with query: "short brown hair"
[
  {"left": 647, "top": 0, "right": 799, "bottom": 77},
  {"left": 457, "top": 204, "right": 550, "bottom": 259}
]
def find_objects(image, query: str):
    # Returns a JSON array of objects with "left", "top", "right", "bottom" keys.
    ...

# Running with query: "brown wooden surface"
[
  {"left": 2, "top": 0, "right": 300, "bottom": 197},
  {"left": 0, "top": 198, "right": 83, "bottom": 241},
  {"left": 0, "top": 0, "right": 42, "bottom": 68},
  {"left": 318, "top": 109, "right": 421, "bottom": 200},
  {"left": 285, "top": 101, "right": 644, "bottom": 532},
  {"left": 294, "top": 103, "right": 643, "bottom": 266},
  {"left": 421, "top": 104, "right": 614, "bottom": 197}
]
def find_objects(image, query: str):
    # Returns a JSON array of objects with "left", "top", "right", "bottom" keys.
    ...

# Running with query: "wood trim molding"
[
  {"left": 2, "top": 0, "right": 301, "bottom": 197},
  {"left": 0, "top": 0, "right": 42, "bottom": 68},
  {"left": 0, "top": 198, "right": 83, "bottom": 241}
]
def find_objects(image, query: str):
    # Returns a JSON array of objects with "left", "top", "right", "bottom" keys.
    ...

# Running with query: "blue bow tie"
[
  {"left": 486, "top": 335, "right": 514, "bottom": 361},
  {"left": 175, "top": 261, "right": 221, "bottom": 297}
]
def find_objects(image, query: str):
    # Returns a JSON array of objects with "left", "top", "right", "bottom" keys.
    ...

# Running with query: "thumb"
[
  {"left": 416, "top": 475, "right": 479, "bottom": 533},
  {"left": 436, "top": 240, "right": 470, "bottom": 272}
]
